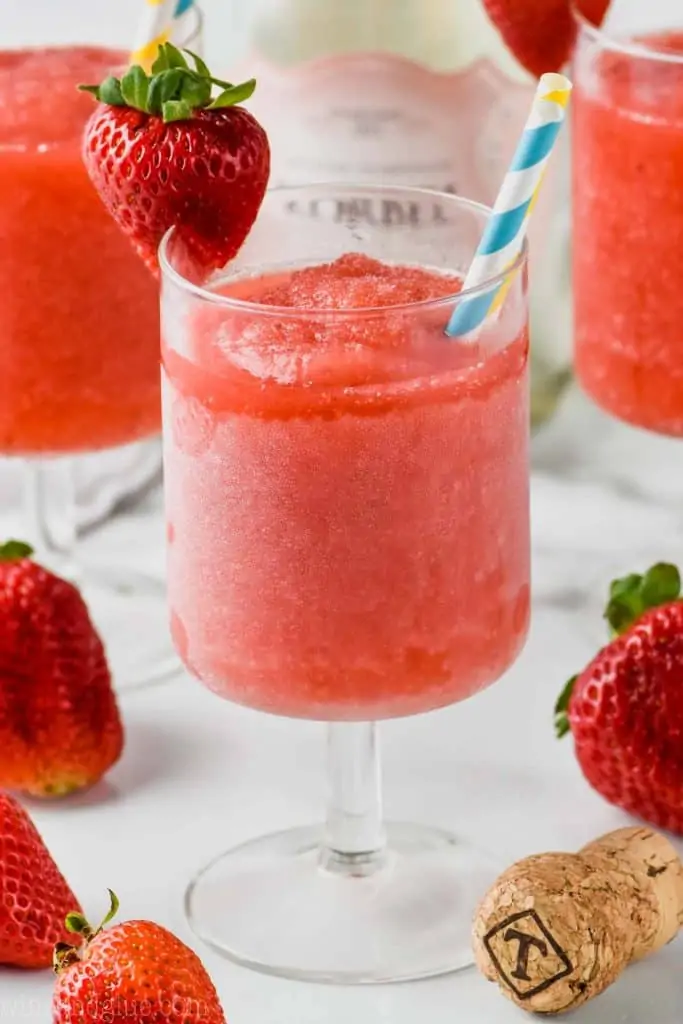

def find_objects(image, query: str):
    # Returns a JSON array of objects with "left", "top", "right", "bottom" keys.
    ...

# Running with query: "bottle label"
[{"left": 243, "top": 51, "right": 534, "bottom": 207}]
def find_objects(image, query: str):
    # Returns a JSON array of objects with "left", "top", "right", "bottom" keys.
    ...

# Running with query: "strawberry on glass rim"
[
  {"left": 482, "top": 0, "right": 612, "bottom": 78},
  {"left": 80, "top": 44, "right": 270, "bottom": 275}
]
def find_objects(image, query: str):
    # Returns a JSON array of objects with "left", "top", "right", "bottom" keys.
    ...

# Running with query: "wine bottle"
[{"left": 233, "top": 0, "right": 572, "bottom": 430}]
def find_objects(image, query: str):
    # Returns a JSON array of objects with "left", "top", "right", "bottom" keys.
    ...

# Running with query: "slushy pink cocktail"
[
  {"left": 0, "top": 46, "right": 159, "bottom": 455},
  {"left": 163, "top": 249, "right": 529, "bottom": 720},
  {"left": 163, "top": 184, "right": 531, "bottom": 982},
  {"left": 573, "top": 27, "right": 683, "bottom": 435}
]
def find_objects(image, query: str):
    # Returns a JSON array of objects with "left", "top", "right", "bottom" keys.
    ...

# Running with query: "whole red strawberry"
[
  {"left": 482, "top": 0, "right": 611, "bottom": 78},
  {"left": 555, "top": 563, "right": 683, "bottom": 834},
  {"left": 53, "top": 892, "right": 226, "bottom": 1024},
  {"left": 0, "top": 540, "right": 123, "bottom": 797},
  {"left": 81, "top": 44, "right": 270, "bottom": 275},
  {"left": 0, "top": 792, "right": 81, "bottom": 968}
]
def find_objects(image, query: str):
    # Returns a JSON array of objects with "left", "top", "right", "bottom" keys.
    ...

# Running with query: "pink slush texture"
[
  {"left": 0, "top": 47, "right": 160, "bottom": 455},
  {"left": 164, "top": 255, "right": 530, "bottom": 720},
  {"left": 574, "top": 32, "right": 683, "bottom": 435}
]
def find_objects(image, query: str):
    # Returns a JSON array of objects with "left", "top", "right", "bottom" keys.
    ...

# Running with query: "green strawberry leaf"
[
  {"left": 0, "top": 540, "right": 33, "bottom": 561},
  {"left": 608, "top": 572, "right": 642, "bottom": 601},
  {"left": 79, "top": 51, "right": 257, "bottom": 116},
  {"left": 159, "top": 68, "right": 184, "bottom": 101},
  {"left": 180, "top": 73, "right": 211, "bottom": 108},
  {"left": 161, "top": 42, "right": 190, "bottom": 70},
  {"left": 101, "top": 889, "right": 120, "bottom": 928},
  {"left": 146, "top": 76, "right": 163, "bottom": 115},
  {"left": 78, "top": 83, "right": 102, "bottom": 98},
  {"left": 604, "top": 562, "right": 681, "bottom": 636},
  {"left": 208, "top": 79, "right": 256, "bottom": 109},
  {"left": 63, "top": 889, "right": 120, "bottom": 950},
  {"left": 162, "top": 99, "right": 194, "bottom": 122},
  {"left": 120, "top": 65, "right": 150, "bottom": 112},
  {"left": 97, "top": 76, "right": 125, "bottom": 106},
  {"left": 152, "top": 42, "right": 189, "bottom": 74},
  {"left": 554, "top": 675, "right": 577, "bottom": 739},
  {"left": 151, "top": 47, "right": 170, "bottom": 73},
  {"left": 640, "top": 562, "right": 681, "bottom": 608},
  {"left": 185, "top": 48, "right": 211, "bottom": 80},
  {"left": 64, "top": 912, "right": 90, "bottom": 935},
  {"left": 209, "top": 76, "right": 236, "bottom": 89},
  {"left": 148, "top": 69, "right": 184, "bottom": 114},
  {"left": 604, "top": 592, "right": 642, "bottom": 637}
]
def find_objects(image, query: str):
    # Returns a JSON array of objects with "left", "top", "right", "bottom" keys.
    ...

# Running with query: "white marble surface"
[{"left": 4, "top": 1, "right": 683, "bottom": 1022}]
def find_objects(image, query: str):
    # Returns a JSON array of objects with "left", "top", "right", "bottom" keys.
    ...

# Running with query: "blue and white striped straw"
[
  {"left": 446, "top": 72, "right": 572, "bottom": 339},
  {"left": 130, "top": 0, "right": 196, "bottom": 70}
]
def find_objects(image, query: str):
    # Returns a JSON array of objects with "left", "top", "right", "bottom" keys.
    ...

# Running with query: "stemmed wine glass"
[
  {"left": 0, "top": 3, "right": 203, "bottom": 690},
  {"left": 161, "top": 183, "right": 530, "bottom": 982},
  {"left": 571, "top": 5, "right": 683, "bottom": 639}
]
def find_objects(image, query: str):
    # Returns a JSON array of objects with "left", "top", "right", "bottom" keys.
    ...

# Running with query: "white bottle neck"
[{"left": 242, "top": 0, "right": 528, "bottom": 79}]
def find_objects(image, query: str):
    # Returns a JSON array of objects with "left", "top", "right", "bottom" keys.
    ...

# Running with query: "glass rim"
[
  {"left": 158, "top": 184, "right": 528, "bottom": 320},
  {"left": 0, "top": 3, "right": 204, "bottom": 155},
  {"left": 572, "top": 2, "right": 683, "bottom": 65}
]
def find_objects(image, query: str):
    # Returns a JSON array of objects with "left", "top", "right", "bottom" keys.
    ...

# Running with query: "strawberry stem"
[
  {"left": 0, "top": 540, "right": 33, "bottom": 561},
  {"left": 55, "top": 891, "right": 120, "bottom": 973},
  {"left": 79, "top": 43, "right": 256, "bottom": 123},
  {"left": 604, "top": 563, "right": 681, "bottom": 636}
]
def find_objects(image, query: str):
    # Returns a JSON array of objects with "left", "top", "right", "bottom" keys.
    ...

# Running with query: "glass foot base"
[
  {"left": 80, "top": 564, "right": 179, "bottom": 693},
  {"left": 186, "top": 822, "right": 499, "bottom": 984}
]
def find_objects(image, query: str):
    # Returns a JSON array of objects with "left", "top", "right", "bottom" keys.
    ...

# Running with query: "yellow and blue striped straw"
[
  {"left": 130, "top": 0, "right": 194, "bottom": 70},
  {"left": 446, "top": 72, "right": 572, "bottom": 339}
]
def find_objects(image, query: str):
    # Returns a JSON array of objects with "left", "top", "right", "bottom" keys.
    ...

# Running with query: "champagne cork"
[{"left": 472, "top": 827, "right": 683, "bottom": 1014}]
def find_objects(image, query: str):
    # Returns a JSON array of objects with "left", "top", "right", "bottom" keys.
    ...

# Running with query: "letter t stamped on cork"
[{"left": 483, "top": 909, "right": 574, "bottom": 1000}]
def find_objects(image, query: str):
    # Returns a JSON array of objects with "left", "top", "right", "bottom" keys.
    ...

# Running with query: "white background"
[{"left": 3, "top": 2, "right": 683, "bottom": 1024}]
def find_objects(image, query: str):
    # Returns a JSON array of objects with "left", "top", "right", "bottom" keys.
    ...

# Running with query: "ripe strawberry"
[
  {"left": 81, "top": 44, "right": 270, "bottom": 275},
  {"left": 555, "top": 562, "right": 683, "bottom": 834},
  {"left": 482, "top": 0, "right": 611, "bottom": 78},
  {"left": 0, "top": 540, "right": 123, "bottom": 798},
  {"left": 53, "top": 892, "right": 226, "bottom": 1024},
  {"left": 0, "top": 792, "right": 81, "bottom": 968}
]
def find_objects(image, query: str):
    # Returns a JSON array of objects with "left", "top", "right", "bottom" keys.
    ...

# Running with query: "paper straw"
[
  {"left": 130, "top": 0, "right": 179, "bottom": 70},
  {"left": 446, "top": 72, "right": 572, "bottom": 339}
]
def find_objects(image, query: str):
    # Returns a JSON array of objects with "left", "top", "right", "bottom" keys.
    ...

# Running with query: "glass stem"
[
  {"left": 23, "top": 458, "right": 79, "bottom": 579},
  {"left": 321, "top": 722, "right": 386, "bottom": 874}
]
